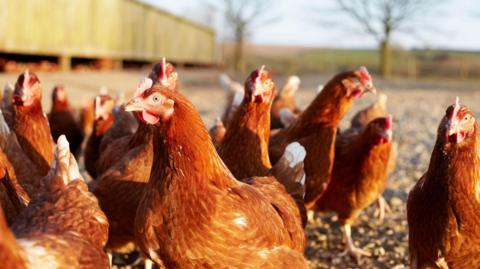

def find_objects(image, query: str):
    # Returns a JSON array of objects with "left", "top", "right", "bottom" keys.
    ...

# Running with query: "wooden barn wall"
[{"left": 0, "top": 0, "right": 215, "bottom": 64}]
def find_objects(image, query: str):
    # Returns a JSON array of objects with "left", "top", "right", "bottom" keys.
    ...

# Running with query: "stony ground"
[{"left": 2, "top": 69, "right": 479, "bottom": 269}]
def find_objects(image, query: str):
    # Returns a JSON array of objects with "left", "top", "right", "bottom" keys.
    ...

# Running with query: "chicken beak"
[
  {"left": 125, "top": 98, "right": 144, "bottom": 112},
  {"left": 364, "top": 82, "right": 377, "bottom": 94}
]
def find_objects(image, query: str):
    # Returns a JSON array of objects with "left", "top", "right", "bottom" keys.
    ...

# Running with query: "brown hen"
[
  {"left": 12, "top": 70, "right": 54, "bottom": 175},
  {"left": 407, "top": 98, "right": 480, "bottom": 268},
  {"left": 48, "top": 85, "right": 84, "bottom": 157},
  {"left": 83, "top": 95, "right": 114, "bottom": 179},
  {"left": 127, "top": 84, "right": 308, "bottom": 268},
  {"left": 269, "top": 67, "right": 376, "bottom": 207},
  {"left": 217, "top": 67, "right": 307, "bottom": 226},
  {"left": 344, "top": 93, "right": 397, "bottom": 220},
  {"left": 208, "top": 117, "right": 226, "bottom": 146},
  {"left": 0, "top": 100, "right": 47, "bottom": 198},
  {"left": 271, "top": 75, "right": 301, "bottom": 129},
  {"left": 314, "top": 116, "right": 393, "bottom": 260},
  {"left": 219, "top": 72, "right": 244, "bottom": 128},
  {"left": 90, "top": 119, "right": 154, "bottom": 251},
  {"left": 2, "top": 135, "right": 109, "bottom": 269},
  {"left": 97, "top": 60, "right": 177, "bottom": 174}
]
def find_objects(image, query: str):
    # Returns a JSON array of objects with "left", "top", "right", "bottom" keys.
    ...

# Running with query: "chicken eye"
[{"left": 152, "top": 95, "right": 161, "bottom": 102}]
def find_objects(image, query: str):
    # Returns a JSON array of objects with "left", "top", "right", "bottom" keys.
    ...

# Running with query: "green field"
[{"left": 222, "top": 44, "right": 480, "bottom": 79}]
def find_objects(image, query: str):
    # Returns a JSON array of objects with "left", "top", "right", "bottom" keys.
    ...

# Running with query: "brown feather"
[{"left": 90, "top": 123, "right": 154, "bottom": 251}]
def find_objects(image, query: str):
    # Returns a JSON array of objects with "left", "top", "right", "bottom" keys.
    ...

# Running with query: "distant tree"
[
  {"left": 221, "top": 0, "right": 277, "bottom": 75},
  {"left": 316, "top": 0, "right": 445, "bottom": 77}
]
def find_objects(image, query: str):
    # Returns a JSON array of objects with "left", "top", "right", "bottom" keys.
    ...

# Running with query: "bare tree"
[
  {"left": 316, "top": 0, "right": 444, "bottom": 77},
  {"left": 222, "top": 0, "right": 276, "bottom": 75}
]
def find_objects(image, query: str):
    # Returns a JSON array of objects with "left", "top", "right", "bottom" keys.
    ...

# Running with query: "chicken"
[
  {"left": 269, "top": 66, "right": 376, "bottom": 207},
  {"left": 97, "top": 104, "right": 138, "bottom": 160},
  {"left": 12, "top": 70, "right": 54, "bottom": 175},
  {"left": 217, "top": 66, "right": 276, "bottom": 179},
  {"left": 314, "top": 116, "right": 393, "bottom": 260},
  {"left": 89, "top": 78, "right": 155, "bottom": 251},
  {"left": 84, "top": 95, "right": 114, "bottom": 179},
  {"left": 89, "top": 122, "right": 153, "bottom": 257},
  {"left": 219, "top": 73, "right": 244, "bottom": 128},
  {"left": 271, "top": 75, "right": 301, "bottom": 129},
  {"left": 0, "top": 99, "right": 48, "bottom": 199},
  {"left": 48, "top": 85, "right": 84, "bottom": 157},
  {"left": 80, "top": 97, "right": 95, "bottom": 138},
  {"left": 344, "top": 93, "right": 397, "bottom": 220},
  {"left": 209, "top": 117, "right": 226, "bottom": 146},
  {"left": 97, "top": 60, "right": 177, "bottom": 174},
  {"left": 1, "top": 135, "right": 110, "bottom": 269},
  {"left": 126, "top": 83, "right": 308, "bottom": 268},
  {"left": 407, "top": 98, "right": 480, "bottom": 268},
  {"left": 217, "top": 67, "right": 307, "bottom": 227},
  {"left": 350, "top": 93, "right": 388, "bottom": 131}
]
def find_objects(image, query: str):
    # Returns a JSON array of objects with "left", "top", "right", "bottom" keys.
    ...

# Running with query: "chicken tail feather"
[{"left": 269, "top": 141, "right": 307, "bottom": 226}]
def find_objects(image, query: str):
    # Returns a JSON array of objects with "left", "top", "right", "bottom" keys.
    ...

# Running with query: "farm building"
[{"left": 0, "top": 0, "right": 215, "bottom": 70}]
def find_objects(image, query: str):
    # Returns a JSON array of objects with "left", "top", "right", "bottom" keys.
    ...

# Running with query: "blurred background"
[{"left": 0, "top": 0, "right": 478, "bottom": 79}]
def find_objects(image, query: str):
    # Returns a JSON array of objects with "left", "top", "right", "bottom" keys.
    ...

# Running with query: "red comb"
[
  {"left": 95, "top": 96, "right": 101, "bottom": 109},
  {"left": 256, "top": 65, "right": 266, "bottom": 82},
  {"left": 161, "top": 57, "right": 167, "bottom": 81},
  {"left": 134, "top": 77, "right": 153, "bottom": 98},
  {"left": 358, "top": 66, "right": 371, "bottom": 84},
  {"left": 23, "top": 69, "right": 30, "bottom": 89},
  {"left": 385, "top": 114, "right": 393, "bottom": 130},
  {"left": 449, "top": 96, "right": 460, "bottom": 125}
]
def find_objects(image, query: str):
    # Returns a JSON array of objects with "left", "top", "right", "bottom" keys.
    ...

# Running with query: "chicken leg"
[
  {"left": 340, "top": 224, "right": 371, "bottom": 261},
  {"left": 374, "top": 195, "right": 391, "bottom": 222}
]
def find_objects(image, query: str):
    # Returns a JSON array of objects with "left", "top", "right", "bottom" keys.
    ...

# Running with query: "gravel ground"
[{"left": 2, "top": 69, "right": 479, "bottom": 269}]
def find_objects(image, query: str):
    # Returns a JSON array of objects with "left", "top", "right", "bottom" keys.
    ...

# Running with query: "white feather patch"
[
  {"left": 148, "top": 248, "right": 161, "bottom": 263},
  {"left": 284, "top": 142, "right": 306, "bottom": 168},
  {"left": 233, "top": 213, "right": 248, "bottom": 228},
  {"left": 316, "top": 84, "right": 324, "bottom": 93},
  {"left": 377, "top": 93, "right": 388, "bottom": 109},
  {"left": 18, "top": 239, "right": 60, "bottom": 269}
]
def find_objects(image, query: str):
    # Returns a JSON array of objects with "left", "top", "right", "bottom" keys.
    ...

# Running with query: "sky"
[{"left": 142, "top": 0, "right": 480, "bottom": 50}]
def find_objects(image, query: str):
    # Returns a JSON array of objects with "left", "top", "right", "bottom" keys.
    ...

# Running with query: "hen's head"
[
  {"left": 365, "top": 115, "right": 393, "bottom": 145},
  {"left": 13, "top": 70, "right": 41, "bottom": 107},
  {"left": 441, "top": 97, "right": 476, "bottom": 145},
  {"left": 149, "top": 57, "right": 178, "bottom": 91},
  {"left": 125, "top": 77, "right": 175, "bottom": 125},
  {"left": 52, "top": 85, "right": 67, "bottom": 103},
  {"left": 244, "top": 66, "right": 275, "bottom": 104},
  {"left": 94, "top": 94, "right": 114, "bottom": 121},
  {"left": 338, "top": 66, "right": 376, "bottom": 100}
]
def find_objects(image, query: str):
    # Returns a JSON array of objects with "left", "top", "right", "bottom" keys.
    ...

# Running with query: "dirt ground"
[{"left": 2, "top": 69, "right": 480, "bottom": 269}]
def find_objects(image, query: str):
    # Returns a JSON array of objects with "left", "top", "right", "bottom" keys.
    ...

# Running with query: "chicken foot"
[
  {"left": 373, "top": 195, "right": 391, "bottom": 222},
  {"left": 340, "top": 224, "right": 371, "bottom": 261}
]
